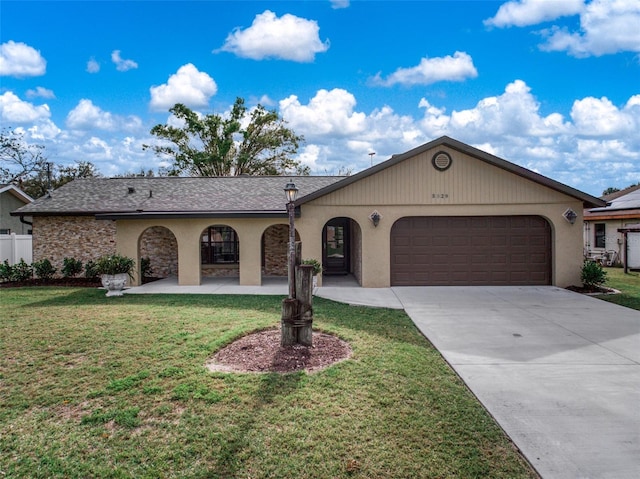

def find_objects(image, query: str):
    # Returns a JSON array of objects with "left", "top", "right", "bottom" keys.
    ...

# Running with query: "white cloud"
[
  {"left": 66, "top": 99, "right": 142, "bottom": 131},
  {"left": 570, "top": 95, "right": 638, "bottom": 135},
  {"left": 111, "top": 50, "right": 138, "bottom": 71},
  {"left": 372, "top": 52, "right": 478, "bottom": 87},
  {"left": 0, "top": 40, "right": 46, "bottom": 77},
  {"left": 484, "top": 0, "right": 584, "bottom": 28},
  {"left": 217, "top": 10, "right": 329, "bottom": 62},
  {"left": 26, "top": 86, "right": 55, "bottom": 99},
  {"left": 296, "top": 144, "right": 321, "bottom": 169},
  {"left": 279, "top": 88, "right": 367, "bottom": 138},
  {"left": 0, "top": 91, "right": 51, "bottom": 122},
  {"left": 425, "top": 79, "right": 571, "bottom": 141},
  {"left": 26, "top": 120, "right": 61, "bottom": 141},
  {"left": 73, "top": 136, "right": 114, "bottom": 162},
  {"left": 539, "top": 0, "right": 640, "bottom": 57},
  {"left": 330, "top": 0, "right": 350, "bottom": 9},
  {"left": 87, "top": 57, "right": 100, "bottom": 73},
  {"left": 149, "top": 63, "right": 217, "bottom": 111}
]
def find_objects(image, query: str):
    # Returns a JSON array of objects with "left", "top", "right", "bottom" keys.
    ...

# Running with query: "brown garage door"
[{"left": 391, "top": 216, "right": 551, "bottom": 286}]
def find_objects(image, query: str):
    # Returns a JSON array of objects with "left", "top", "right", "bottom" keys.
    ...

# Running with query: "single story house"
[
  {"left": 583, "top": 185, "right": 640, "bottom": 268},
  {"left": 12, "top": 136, "right": 604, "bottom": 288},
  {"left": 1, "top": 184, "right": 33, "bottom": 235}
]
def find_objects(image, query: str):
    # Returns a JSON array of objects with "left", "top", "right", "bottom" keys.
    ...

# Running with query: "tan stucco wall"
[
  {"left": 301, "top": 145, "right": 585, "bottom": 287},
  {"left": 116, "top": 218, "right": 294, "bottom": 286}
]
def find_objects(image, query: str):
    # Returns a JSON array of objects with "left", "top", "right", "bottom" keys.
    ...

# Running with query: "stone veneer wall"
[
  {"left": 201, "top": 265, "right": 239, "bottom": 278},
  {"left": 262, "top": 224, "right": 289, "bottom": 276},
  {"left": 33, "top": 216, "right": 116, "bottom": 275},
  {"left": 139, "top": 226, "right": 178, "bottom": 278}
]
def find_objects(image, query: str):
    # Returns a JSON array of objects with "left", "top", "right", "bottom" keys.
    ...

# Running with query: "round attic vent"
[{"left": 432, "top": 151, "right": 452, "bottom": 171}]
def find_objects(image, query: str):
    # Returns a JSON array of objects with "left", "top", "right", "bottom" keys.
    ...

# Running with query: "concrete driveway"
[{"left": 386, "top": 286, "right": 640, "bottom": 479}]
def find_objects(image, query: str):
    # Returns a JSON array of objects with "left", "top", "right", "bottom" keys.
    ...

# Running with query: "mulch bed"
[
  {"left": 206, "top": 328, "right": 352, "bottom": 374},
  {"left": 566, "top": 285, "right": 617, "bottom": 295},
  {"left": 0, "top": 277, "right": 102, "bottom": 288},
  {"left": 0, "top": 276, "right": 161, "bottom": 288}
]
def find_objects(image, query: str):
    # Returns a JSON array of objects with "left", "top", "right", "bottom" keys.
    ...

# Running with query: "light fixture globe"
[{"left": 284, "top": 182, "right": 299, "bottom": 203}]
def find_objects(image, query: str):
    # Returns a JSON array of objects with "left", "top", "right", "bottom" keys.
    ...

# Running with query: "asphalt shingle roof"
[{"left": 12, "top": 176, "right": 344, "bottom": 217}]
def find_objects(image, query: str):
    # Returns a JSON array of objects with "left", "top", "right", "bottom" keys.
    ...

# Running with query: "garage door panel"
[
  {"left": 452, "top": 237, "right": 469, "bottom": 247},
  {"left": 432, "top": 236, "right": 449, "bottom": 246},
  {"left": 391, "top": 216, "right": 551, "bottom": 286}
]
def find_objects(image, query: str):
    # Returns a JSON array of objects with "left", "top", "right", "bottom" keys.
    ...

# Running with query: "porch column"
[
  {"left": 115, "top": 220, "right": 141, "bottom": 286},
  {"left": 238, "top": 224, "right": 262, "bottom": 286},
  {"left": 360, "top": 220, "right": 391, "bottom": 288},
  {"left": 175, "top": 228, "right": 201, "bottom": 286}
]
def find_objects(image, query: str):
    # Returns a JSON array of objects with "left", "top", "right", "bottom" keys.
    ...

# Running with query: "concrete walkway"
[{"left": 126, "top": 280, "right": 640, "bottom": 479}]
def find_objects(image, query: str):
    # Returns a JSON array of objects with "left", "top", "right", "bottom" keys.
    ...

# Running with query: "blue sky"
[{"left": 1, "top": 0, "right": 639, "bottom": 196}]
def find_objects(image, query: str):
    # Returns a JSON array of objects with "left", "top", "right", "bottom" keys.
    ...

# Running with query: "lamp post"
[{"left": 284, "top": 182, "right": 299, "bottom": 299}]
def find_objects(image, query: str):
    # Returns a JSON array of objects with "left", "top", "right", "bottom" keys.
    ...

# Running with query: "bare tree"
[{"left": 0, "top": 128, "right": 48, "bottom": 184}]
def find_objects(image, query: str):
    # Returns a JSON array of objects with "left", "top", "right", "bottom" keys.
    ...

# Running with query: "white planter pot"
[{"left": 101, "top": 273, "right": 129, "bottom": 296}]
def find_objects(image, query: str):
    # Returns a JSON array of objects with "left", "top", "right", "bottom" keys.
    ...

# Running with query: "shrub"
[
  {"left": 581, "top": 260, "right": 607, "bottom": 288},
  {"left": 302, "top": 258, "right": 322, "bottom": 275},
  {"left": 33, "top": 259, "right": 56, "bottom": 280},
  {"left": 11, "top": 259, "right": 33, "bottom": 282},
  {"left": 141, "top": 257, "right": 153, "bottom": 278},
  {"left": 84, "top": 260, "right": 99, "bottom": 279},
  {"left": 62, "top": 257, "right": 83, "bottom": 278},
  {"left": 0, "top": 260, "right": 13, "bottom": 281},
  {"left": 95, "top": 254, "right": 135, "bottom": 278}
]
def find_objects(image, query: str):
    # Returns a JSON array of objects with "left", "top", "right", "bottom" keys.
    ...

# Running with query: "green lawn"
[
  {"left": 597, "top": 267, "right": 640, "bottom": 311},
  {"left": 0, "top": 288, "right": 537, "bottom": 479}
]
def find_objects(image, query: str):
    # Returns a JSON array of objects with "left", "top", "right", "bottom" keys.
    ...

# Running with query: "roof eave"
[{"left": 95, "top": 210, "right": 296, "bottom": 220}]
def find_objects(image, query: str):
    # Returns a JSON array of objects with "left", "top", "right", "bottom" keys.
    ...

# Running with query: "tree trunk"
[
  {"left": 280, "top": 298, "right": 298, "bottom": 346},
  {"left": 296, "top": 264, "right": 314, "bottom": 346},
  {"left": 281, "top": 241, "right": 313, "bottom": 346}
]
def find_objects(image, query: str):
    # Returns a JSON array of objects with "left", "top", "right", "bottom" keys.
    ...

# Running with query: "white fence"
[{"left": 0, "top": 234, "right": 33, "bottom": 265}]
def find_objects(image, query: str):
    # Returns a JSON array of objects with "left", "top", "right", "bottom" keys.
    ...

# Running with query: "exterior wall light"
[
  {"left": 369, "top": 210, "right": 382, "bottom": 227},
  {"left": 563, "top": 208, "right": 577, "bottom": 225}
]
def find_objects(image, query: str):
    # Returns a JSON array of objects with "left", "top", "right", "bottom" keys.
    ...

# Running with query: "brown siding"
[{"left": 310, "top": 147, "right": 571, "bottom": 207}]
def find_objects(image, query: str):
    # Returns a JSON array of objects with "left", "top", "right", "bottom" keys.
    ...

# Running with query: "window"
[
  {"left": 594, "top": 223, "right": 606, "bottom": 248},
  {"left": 0, "top": 229, "right": 10, "bottom": 235},
  {"left": 201, "top": 226, "right": 239, "bottom": 264}
]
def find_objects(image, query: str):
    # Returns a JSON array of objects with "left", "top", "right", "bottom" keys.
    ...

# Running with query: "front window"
[
  {"left": 594, "top": 223, "right": 606, "bottom": 249},
  {"left": 201, "top": 226, "right": 239, "bottom": 264}
]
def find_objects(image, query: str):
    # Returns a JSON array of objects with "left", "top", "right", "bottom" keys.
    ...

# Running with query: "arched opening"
[
  {"left": 138, "top": 226, "right": 178, "bottom": 282},
  {"left": 200, "top": 224, "right": 240, "bottom": 278},
  {"left": 261, "top": 224, "right": 300, "bottom": 278},
  {"left": 322, "top": 217, "right": 362, "bottom": 285}
]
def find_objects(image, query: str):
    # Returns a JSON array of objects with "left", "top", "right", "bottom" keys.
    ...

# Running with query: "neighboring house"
[
  {"left": 12, "top": 136, "right": 604, "bottom": 288},
  {"left": 583, "top": 185, "right": 640, "bottom": 268},
  {"left": 1, "top": 184, "right": 33, "bottom": 235}
]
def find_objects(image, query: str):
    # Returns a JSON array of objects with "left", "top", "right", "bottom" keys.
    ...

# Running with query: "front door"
[{"left": 323, "top": 218, "right": 350, "bottom": 275}]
